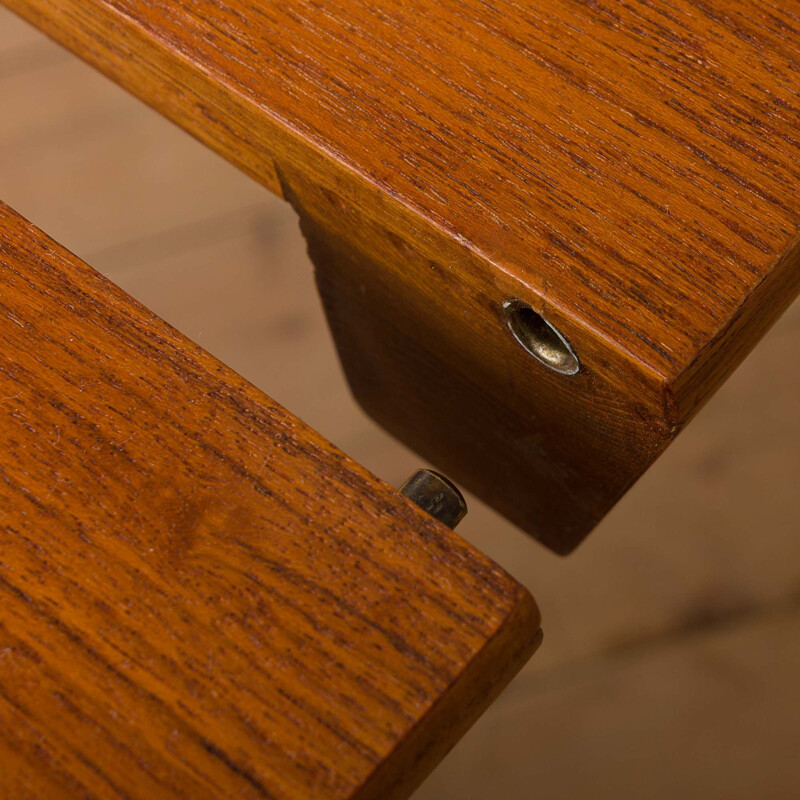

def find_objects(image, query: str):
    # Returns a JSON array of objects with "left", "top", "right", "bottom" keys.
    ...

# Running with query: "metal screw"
[{"left": 400, "top": 469, "right": 467, "bottom": 529}]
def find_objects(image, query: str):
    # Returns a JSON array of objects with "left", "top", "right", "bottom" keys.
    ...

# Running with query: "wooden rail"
[
  {"left": 0, "top": 201, "right": 541, "bottom": 799},
  {"left": 5, "top": 0, "right": 798, "bottom": 551}
]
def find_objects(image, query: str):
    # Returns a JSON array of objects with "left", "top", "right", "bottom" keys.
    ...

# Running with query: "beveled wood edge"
[
  {"left": 669, "top": 232, "right": 800, "bottom": 426},
  {"left": 354, "top": 595, "right": 542, "bottom": 800}
]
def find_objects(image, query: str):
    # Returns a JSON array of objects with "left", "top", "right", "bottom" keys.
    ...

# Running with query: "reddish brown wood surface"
[
  {"left": 0, "top": 200, "right": 541, "bottom": 799},
  {"left": 5, "top": 0, "right": 799, "bottom": 550}
]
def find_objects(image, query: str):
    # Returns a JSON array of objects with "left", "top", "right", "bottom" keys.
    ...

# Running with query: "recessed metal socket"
[
  {"left": 503, "top": 299, "right": 580, "bottom": 375},
  {"left": 400, "top": 469, "right": 468, "bottom": 529}
]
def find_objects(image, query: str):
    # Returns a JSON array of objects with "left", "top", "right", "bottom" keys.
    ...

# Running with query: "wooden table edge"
[
  {"left": 353, "top": 590, "right": 542, "bottom": 800},
  {"left": 8, "top": 0, "right": 793, "bottom": 430}
]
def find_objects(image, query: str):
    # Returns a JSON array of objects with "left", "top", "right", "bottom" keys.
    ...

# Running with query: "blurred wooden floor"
[{"left": 2, "top": 9, "right": 799, "bottom": 798}]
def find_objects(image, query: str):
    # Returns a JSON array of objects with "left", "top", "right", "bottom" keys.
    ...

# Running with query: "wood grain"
[
  {"left": 0, "top": 200, "right": 541, "bottom": 799},
  {"left": 284, "top": 167, "right": 669, "bottom": 552},
  {"left": 4, "top": 26, "right": 800, "bottom": 796},
  {"left": 5, "top": 0, "right": 799, "bottom": 549}
]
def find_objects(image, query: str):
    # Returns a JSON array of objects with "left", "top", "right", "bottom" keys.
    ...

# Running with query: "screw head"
[{"left": 400, "top": 469, "right": 467, "bottom": 529}]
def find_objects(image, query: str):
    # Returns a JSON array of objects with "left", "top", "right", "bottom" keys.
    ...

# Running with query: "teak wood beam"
[
  {"left": 0, "top": 201, "right": 541, "bottom": 799},
  {"left": 5, "top": 0, "right": 800, "bottom": 551}
]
